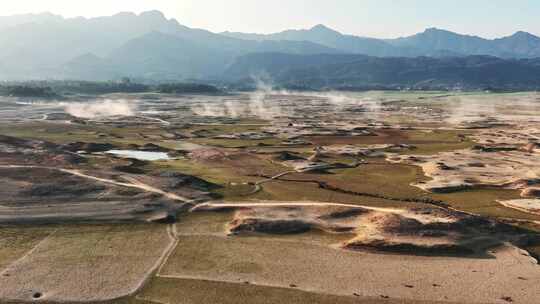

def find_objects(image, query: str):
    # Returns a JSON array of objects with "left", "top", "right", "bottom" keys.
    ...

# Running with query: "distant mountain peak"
[
  {"left": 113, "top": 12, "right": 137, "bottom": 17},
  {"left": 139, "top": 10, "right": 166, "bottom": 20},
  {"left": 311, "top": 24, "right": 330, "bottom": 30},
  {"left": 510, "top": 30, "right": 538, "bottom": 39},
  {"left": 423, "top": 27, "right": 454, "bottom": 35},
  {"left": 309, "top": 24, "right": 340, "bottom": 34}
]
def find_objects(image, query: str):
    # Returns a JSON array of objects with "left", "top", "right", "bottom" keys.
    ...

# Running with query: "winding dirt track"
[
  {"left": 255, "top": 170, "right": 296, "bottom": 185},
  {"left": 0, "top": 165, "right": 191, "bottom": 202},
  {"left": 130, "top": 224, "right": 179, "bottom": 298},
  {"left": 136, "top": 116, "right": 171, "bottom": 126}
]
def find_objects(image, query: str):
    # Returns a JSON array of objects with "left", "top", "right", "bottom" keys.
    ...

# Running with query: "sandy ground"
[
  {"left": 0, "top": 224, "right": 174, "bottom": 302},
  {"left": 499, "top": 199, "right": 540, "bottom": 215},
  {"left": 160, "top": 234, "right": 539, "bottom": 304},
  {"left": 388, "top": 148, "right": 540, "bottom": 193}
]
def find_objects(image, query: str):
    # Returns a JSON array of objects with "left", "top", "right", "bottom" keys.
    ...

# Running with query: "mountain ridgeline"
[
  {"left": 227, "top": 53, "right": 540, "bottom": 91},
  {"left": 1, "top": 11, "right": 540, "bottom": 90},
  {"left": 223, "top": 26, "right": 540, "bottom": 59}
]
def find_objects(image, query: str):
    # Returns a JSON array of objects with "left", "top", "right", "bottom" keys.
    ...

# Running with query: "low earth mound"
[
  {"left": 0, "top": 134, "right": 56, "bottom": 151},
  {"left": 388, "top": 124, "right": 540, "bottom": 196},
  {"left": 0, "top": 163, "right": 215, "bottom": 224},
  {"left": 522, "top": 187, "right": 540, "bottom": 198},
  {"left": 0, "top": 135, "right": 85, "bottom": 166},
  {"left": 343, "top": 239, "right": 475, "bottom": 256},
  {"left": 194, "top": 202, "right": 539, "bottom": 257},
  {"left": 188, "top": 148, "right": 230, "bottom": 162},
  {"left": 158, "top": 171, "right": 222, "bottom": 192},
  {"left": 273, "top": 151, "right": 305, "bottom": 161},
  {"left": 229, "top": 218, "right": 313, "bottom": 235},
  {"left": 388, "top": 147, "right": 540, "bottom": 194},
  {"left": 324, "top": 144, "right": 416, "bottom": 157},
  {"left": 499, "top": 199, "right": 540, "bottom": 215},
  {"left": 62, "top": 141, "right": 115, "bottom": 153}
]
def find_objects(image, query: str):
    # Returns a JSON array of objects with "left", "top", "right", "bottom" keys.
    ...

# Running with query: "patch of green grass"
[
  {"left": 149, "top": 159, "right": 248, "bottom": 185},
  {"left": 149, "top": 154, "right": 288, "bottom": 197},
  {"left": 0, "top": 122, "right": 167, "bottom": 148},
  {"left": 326, "top": 161, "right": 429, "bottom": 200},
  {"left": 254, "top": 179, "right": 423, "bottom": 209},
  {"left": 433, "top": 189, "right": 540, "bottom": 221},
  {"left": 175, "top": 212, "right": 233, "bottom": 235},
  {"left": 189, "top": 138, "right": 281, "bottom": 148},
  {"left": 185, "top": 123, "right": 267, "bottom": 136},
  {"left": 409, "top": 142, "right": 473, "bottom": 155},
  {"left": 0, "top": 122, "right": 100, "bottom": 143},
  {"left": 402, "top": 129, "right": 475, "bottom": 155},
  {"left": 308, "top": 129, "right": 474, "bottom": 155},
  {"left": 217, "top": 184, "right": 260, "bottom": 200}
]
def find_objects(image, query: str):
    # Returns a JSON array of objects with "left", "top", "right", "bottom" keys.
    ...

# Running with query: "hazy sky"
[{"left": 2, "top": 0, "right": 539, "bottom": 38}]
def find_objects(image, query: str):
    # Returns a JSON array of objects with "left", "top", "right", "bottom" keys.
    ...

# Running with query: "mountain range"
[
  {"left": 226, "top": 53, "right": 540, "bottom": 90},
  {"left": 0, "top": 11, "right": 341, "bottom": 80},
  {"left": 223, "top": 25, "right": 540, "bottom": 59},
  {"left": 1, "top": 10, "right": 540, "bottom": 88}
]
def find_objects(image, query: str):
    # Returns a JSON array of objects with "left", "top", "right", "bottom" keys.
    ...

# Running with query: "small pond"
[{"left": 105, "top": 150, "right": 171, "bottom": 161}]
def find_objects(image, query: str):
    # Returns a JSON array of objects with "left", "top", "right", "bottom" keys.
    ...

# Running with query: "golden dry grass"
[{"left": 0, "top": 224, "right": 173, "bottom": 303}]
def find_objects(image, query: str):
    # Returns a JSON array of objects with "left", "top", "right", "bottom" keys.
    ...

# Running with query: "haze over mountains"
[
  {"left": 0, "top": 11, "right": 340, "bottom": 81},
  {"left": 224, "top": 25, "right": 540, "bottom": 59},
  {"left": 2, "top": 10, "right": 540, "bottom": 89}
]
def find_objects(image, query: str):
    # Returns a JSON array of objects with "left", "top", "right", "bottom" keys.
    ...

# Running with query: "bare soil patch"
[{"left": 0, "top": 224, "right": 173, "bottom": 303}]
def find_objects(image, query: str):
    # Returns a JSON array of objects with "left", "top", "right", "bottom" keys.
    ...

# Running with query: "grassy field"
[
  {"left": 133, "top": 277, "right": 450, "bottom": 304},
  {"left": 152, "top": 233, "right": 540, "bottom": 304},
  {"left": 0, "top": 224, "right": 173, "bottom": 303},
  {"left": 248, "top": 179, "right": 422, "bottom": 208},
  {"left": 189, "top": 137, "right": 282, "bottom": 148},
  {"left": 175, "top": 211, "right": 233, "bottom": 235},
  {"left": 0, "top": 227, "right": 55, "bottom": 270},
  {"left": 325, "top": 161, "right": 429, "bottom": 199},
  {"left": 150, "top": 158, "right": 247, "bottom": 185},
  {"left": 184, "top": 122, "right": 269, "bottom": 136},
  {"left": 308, "top": 129, "right": 474, "bottom": 154},
  {"left": 0, "top": 122, "right": 161, "bottom": 147}
]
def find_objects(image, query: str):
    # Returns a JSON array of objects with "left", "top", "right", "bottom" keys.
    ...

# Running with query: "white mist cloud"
[
  {"left": 191, "top": 77, "right": 290, "bottom": 120},
  {"left": 190, "top": 77, "right": 387, "bottom": 120},
  {"left": 63, "top": 99, "right": 136, "bottom": 118},
  {"left": 444, "top": 95, "right": 498, "bottom": 124}
]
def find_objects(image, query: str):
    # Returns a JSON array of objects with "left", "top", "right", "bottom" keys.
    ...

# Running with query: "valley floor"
[{"left": 0, "top": 91, "right": 539, "bottom": 303}]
